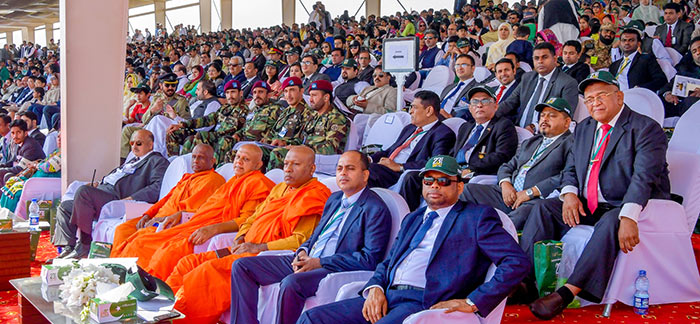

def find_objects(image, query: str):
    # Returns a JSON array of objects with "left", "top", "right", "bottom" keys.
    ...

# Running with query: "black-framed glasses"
[
  {"left": 373, "top": 73, "right": 386, "bottom": 78},
  {"left": 163, "top": 83, "right": 177, "bottom": 88},
  {"left": 423, "top": 176, "right": 456, "bottom": 187}
]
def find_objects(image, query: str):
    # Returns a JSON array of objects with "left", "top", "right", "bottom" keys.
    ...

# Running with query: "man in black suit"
[
  {"left": 440, "top": 54, "right": 479, "bottom": 119},
  {"left": 52, "top": 129, "right": 170, "bottom": 259},
  {"left": 654, "top": 3, "right": 694, "bottom": 54},
  {"left": 463, "top": 97, "right": 573, "bottom": 229},
  {"left": 561, "top": 40, "right": 590, "bottom": 84},
  {"left": 368, "top": 90, "right": 456, "bottom": 189},
  {"left": 241, "top": 61, "right": 260, "bottom": 100},
  {"left": 661, "top": 37, "right": 700, "bottom": 116},
  {"left": 401, "top": 86, "right": 517, "bottom": 210},
  {"left": 301, "top": 54, "right": 331, "bottom": 95},
  {"left": 497, "top": 42, "right": 579, "bottom": 133},
  {"left": 492, "top": 58, "right": 520, "bottom": 104},
  {"left": 0, "top": 119, "right": 45, "bottom": 186},
  {"left": 609, "top": 28, "right": 666, "bottom": 92},
  {"left": 356, "top": 50, "right": 374, "bottom": 84},
  {"left": 524, "top": 71, "right": 671, "bottom": 319},
  {"left": 18, "top": 111, "right": 45, "bottom": 147}
]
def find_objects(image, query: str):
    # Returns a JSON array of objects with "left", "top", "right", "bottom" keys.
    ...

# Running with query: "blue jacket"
[
  {"left": 364, "top": 201, "right": 530, "bottom": 316},
  {"left": 371, "top": 121, "right": 456, "bottom": 171},
  {"left": 298, "top": 188, "right": 392, "bottom": 272}
]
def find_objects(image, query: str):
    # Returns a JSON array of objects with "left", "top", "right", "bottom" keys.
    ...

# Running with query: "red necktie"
[
  {"left": 389, "top": 127, "right": 423, "bottom": 161},
  {"left": 665, "top": 25, "right": 673, "bottom": 47},
  {"left": 586, "top": 124, "right": 612, "bottom": 213},
  {"left": 496, "top": 85, "right": 507, "bottom": 102}
]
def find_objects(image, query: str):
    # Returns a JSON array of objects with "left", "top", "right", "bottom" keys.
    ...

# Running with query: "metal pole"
[
  {"left": 395, "top": 72, "right": 408, "bottom": 111},
  {"left": 211, "top": 0, "right": 221, "bottom": 31},
  {"left": 395, "top": 0, "right": 409, "bottom": 13},
  {"left": 298, "top": 0, "right": 311, "bottom": 15},
  {"left": 354, "top": 0, "right": 366, "bottom": 18}
]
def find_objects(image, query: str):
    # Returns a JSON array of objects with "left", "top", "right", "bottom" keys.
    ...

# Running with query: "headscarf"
[
  {"left": 631, "top": 0, "right": 662, "bottom": 24},
  {"left": 537, "top": 29, "right": 563, "bottom": 56},
  {"left": 179, "top": 65, "right": 204, "bottom": 95},
  {"left": 486, "top": 23, "right": 515, "bottom": 66}
]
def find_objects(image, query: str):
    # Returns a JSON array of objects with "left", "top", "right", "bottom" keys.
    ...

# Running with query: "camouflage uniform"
[
  {"left": 165, "top": 103, "right": 249, "bottom": 164},
  {"left": 217, "top": 102, "right": 283, "bottom": 165},
  {"left": 267, "top": 105, "right": 349, "bottom": 170},
  {"left": 120, "top": 91, "right": 190, "bottom": 158},
  {"left": 256, "top": 101, "right": 315, "bottom": 167},
  {"left": 583, "top": 39, "right": 613, "bottom": 71}
]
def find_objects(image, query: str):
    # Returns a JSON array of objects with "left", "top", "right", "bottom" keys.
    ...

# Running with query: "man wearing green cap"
[
  {"left": 463, "top": 96, "right": 573, "bottom": 229},
  {"left": 523, "top": 71, "right": 670, "bottom": 320},
  {"left": 299, "top": 155, "right": 530, "bottom": 324},
  {"left": 335, "top": 58, "right": 370, "bottom": 108},
  {"left": 612, "top": 20, "right": 672, "bottom": 66}
]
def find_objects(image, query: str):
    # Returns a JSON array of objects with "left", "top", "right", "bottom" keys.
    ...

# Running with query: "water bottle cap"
[
  {"left": 639, "top": 270, "right": 646, "bottom": 276},
  {"left": 31, "top": 198, "right": 37, "bottom": 202}
]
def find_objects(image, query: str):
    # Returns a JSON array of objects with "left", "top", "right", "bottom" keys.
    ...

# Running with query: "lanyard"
[
  {"left": 530, "top": 139, "right": 553, "bottom": 162},
  {"left": 590, "top": 126, "right": 614, "bottom": 165},
  {"left": 318, "top": 201, "right": 357, "bottom": 236}
]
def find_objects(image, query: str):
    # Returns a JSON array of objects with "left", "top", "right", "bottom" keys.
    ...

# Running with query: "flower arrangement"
[{"left": 59, "top": 264, "right": 121, "bottom": 322}]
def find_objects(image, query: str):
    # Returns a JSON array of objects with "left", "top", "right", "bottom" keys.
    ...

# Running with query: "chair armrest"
[
  {"left": 336, "top": 280, "right": 372, "bottom": 302},
  {"left": 123, "top": 201, "right": 154, "bottom": 220},
  {"left": 470, "top": 175, "right": 497, "bottom": 185},
  {"left": 258, "top": 250, "right": 295, "bottom": 257},
  {"left": 315, "top": 270, "right": 374, "bottom": 303}
]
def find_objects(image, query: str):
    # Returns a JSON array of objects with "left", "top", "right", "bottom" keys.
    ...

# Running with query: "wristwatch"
[
  {"left": 526, "top": 188, "right": 535, "bottom": 199},
  {"left": 466, "top": 298, "right": 478, "bottom": 311},
  {"left": 399, "top": 164, "right": 405, "bottom": 172}
]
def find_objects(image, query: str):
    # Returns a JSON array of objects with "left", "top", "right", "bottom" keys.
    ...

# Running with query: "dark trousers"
[
  {"left": 398, "top": 171, "right": 423, "bottom": 210},
  {"left": 42, "top": 105, "right": 60, "bottom": 129},
  {"left": 53, "top": 184, "right": 119, "bottom": 247},
  {"left": 297, "top": 288, "right": 424, "bottom": 324},
  {"left": 231, "top": 255, "right": 332, "bottom": 324},
  {"left": 53, "top": 200, "right": 77, "bottom": 246},
  {"left": 663, "top": 96, "right": 700, "bottom": 117},
  {"left": 27, "top": 103, "right": 45, "bottom": 122},
  {"left": 462, "top": 183, "right": 537, "bottom": 230},
  {"left": 367, "top": 163, "right": 401, "bottom": 189},
  {"left": 519, "top": 197, "right": 621, "bottom": 302}
]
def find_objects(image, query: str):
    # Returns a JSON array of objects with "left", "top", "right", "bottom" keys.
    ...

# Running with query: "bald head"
[
  {"left": 283, "top": 145, "right": 316, "bottom": 188},
  {"left": 233, "top": 144, "right": 264, "bottom": 176},
  {"left": 130, "top": 129, "right": 154, "bottom": 157},
  {"left": 191, "top": 144, "right": 216, "bottom": 172}
]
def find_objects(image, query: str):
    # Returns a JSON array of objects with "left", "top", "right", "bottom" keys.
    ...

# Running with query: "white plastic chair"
[
  {"left": 669, "top": 100, "right": 700, "bottom": 154},
  {"left": 403, "top": 66, "right": 454, "bottom": 103},
  {"left": 42, "top": 131, "right": 58, "bottom": 156},
  {"left": 573, "top": 95, "right": 590, "bottom": 123},
  {"left": 363, "top": 112, "right": 412, "bottom": 150},
  {"left": 14, "top": 178, "right": 62, "bottom": 220},
  {"left": 252, "top": 188, "right": 410, "bottom": 324},
  {"left": 442, "top": 117, "right": 466, "bottom": 136},
  {"left": 519, "top": 62, "right": 533, "bottom": 72},
  {"left": 622, "top": 88, "right": 664, "bottom": 126},
  {"left": 265, "top": 168, "right": 284, "bottom": 184},
  {"left": 644, "top": 26, "right": 656, "bottom": 38},
  {"left": 361, "top": 114, "right": 383, "bottom": 146},
  {"left": 470, "top": 175, "right": 498, "bottom": 185},
  {"left": 473, "top": 66, "right": 493, "bottom": 83},
  {"left": 319, "top": 177, "right": 340, "bottom": 193},
  {"left": 515, "top": 126, "right": 534, "bottom": 144},
  {"left": 216, "top": 163, "right": 235, "bottom": 181},
  {"left": 657, "top": 59, "right": 677, "bottom": 82},
  {"left": 666, "top": 47, "right": 683, "bottom": 66}
]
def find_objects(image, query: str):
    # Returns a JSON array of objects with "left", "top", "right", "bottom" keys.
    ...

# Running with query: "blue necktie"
[
  {"left": 456, "top": 124, "right": 484, "bottom": 164},
  {"left": 309, "top": 198, "right": 350, "bottom": 257},
  {"left": 389, "top": 211, "right": 439, "bottom": 284},
  {"left": 440, "top": 82, "right": 465, "bottom": 108},
  {"left": 513, "top": 137, "right": 554, "bottom": 191}
]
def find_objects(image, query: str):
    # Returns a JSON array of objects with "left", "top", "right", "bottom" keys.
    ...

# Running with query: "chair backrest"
[
  {"left": 573, "top": 95, "right": 590, "bottom": 123},
  {"left": 515, "top": 126, "right": 534, "bottom": 144},
  {"left": 344, "top": 120, "right": 359, "bottom": 151},
  {"left": 623, "top": 88, "right": 664, "bottom": 126},
  {"left": 442, "top": 117, "right": 466, "bottom": 136},
  {"left": 421, "top": 65, "right": 454, "bottom": 94},
  {"left": 644, "top": 26, "right": 656, "bottom": 38},
  {"left": 361, "top": 113, "right": 382, "bottom": 146},
  {"left": 473, "top": 66, "right": 493, "bottom": 83},
  {"left": 265, "top": 168, "right": 284, "bottom": 184},
  {"left": 666, "top": 150, "right": 700, "bottom": 230},
  {"left": 351, "top": 114, "right": 372, "bottom": 150},
  {"left": 666, "top": 47, "right": 683, "bottom": 66},
  {"left": 215, "top": 163, "right": 235, "bottom": 181},
  {"left": 519, "top": 62, "right": 532, "bottom": 72},
  {"left": 320, "top": 177, "right": 340, "bottom": 193},
  {"left": 370, "top": 188, "right": 410, "bottom": 257},
  {"left": 406, "top": 71, "right": 422, "bottom": 90},
  {"left": 159, "top": 153, "right": 193, "bottom": 199},
  {"left": 657, "top": 59, "right": 677, "bottom": 82},
  {"left": 364, "top": 111, "right": 412, "bottom": 150},
  {"left": 43, "top": 131, "right": 58, "bottom": 156},
  {"left": 669, "top": 100, "right": 700, "bottom": 154}
]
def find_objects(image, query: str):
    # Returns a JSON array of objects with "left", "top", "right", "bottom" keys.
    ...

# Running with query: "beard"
[{"left": 600, "top": 36, "right": 615, "bottom": 46}]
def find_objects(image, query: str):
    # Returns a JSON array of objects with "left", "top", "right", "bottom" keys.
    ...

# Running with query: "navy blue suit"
[
  {"left": 368, "top": 121, "right": 456, "bottom": 188},
  {"left": 520, "top": 106, "right": 671, "bottom": 302},
  {"left": 298, "top": 201, "right": 531, "bottom": 323},
  {"left": 230, "top": 188, "right": 392, "bottom": 324}
]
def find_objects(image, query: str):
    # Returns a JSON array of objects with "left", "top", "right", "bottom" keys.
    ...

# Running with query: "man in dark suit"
[
  {"left": 298, "top": 155, "right": 530, "bottom": 324},
  {"left": 0, "top": 119, "right": 44, "bottom": 185},
  {"left": 356, "top": 50, "right": 374, "bottom": 84},
  {"left": 53, "top": 129, "right": 169, "bottom": 259},
  {"left": 497, "top": 42, "right": 579, "bottom": 133},
  {"left": 661, "top": 37, "right": 700, "bottom": 116},
  {"left": 241, "top": 61, "right": 261, "bottom": 100},
  {"left": 463, "top": 97, "right": 573, "bottom": 229},
  {"left": 561, "top": 40, "right": 590, "bottom": 84},
  {"left": 524, "top": 71, "right": 671, "bottom": 319},
  {"left": 301, "top": 54, "right": 332, "bottom": 95},
  {"left": 654, "top": 3, "right": 694, "bottom": 54},
  {"left": 609, "top": 28, "right": 666, "bottom": 92},
  {"left": 18, "top": 111, "right": 45, "bottom": 147},
  {"left": 230, "top": 151, "right": 392, "bottom": 324},
  {"left": 492, "top": 58, "right": 520, "bottom": 104},
  {"left": 440, "top": 54, "right": 479, "bottom": 118},
  {"left": 401, "top": 86, "right": 518, "bottom": 210},
  {"left": 367, "top": 90, "right": 455, "bottom": 189}
]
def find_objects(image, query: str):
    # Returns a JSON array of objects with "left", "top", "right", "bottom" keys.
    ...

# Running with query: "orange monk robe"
[
  {"left": 165, "top": 178, "right": 331, "bottom": 324},
  {"left": 119, "top": 170, "right": 275, "bottom": 278},
  {"left": 110, "top": 169, "right": 226, "bottom": 251}
]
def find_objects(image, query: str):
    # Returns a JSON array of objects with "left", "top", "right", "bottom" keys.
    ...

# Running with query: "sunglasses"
[
  {"left": 130, "top": 141, "right": 144, "bottom": 146},
  {"left": 424, "top": 36, "right": 435, "bottom": 40},
  {"left": 163, "top": 83, "right": 177, "bottom": 88},
  {"left": 423, "top": 176, "right": 457, "bottom": 187},
  {"left": 373, "top": 73, "right": 386, "bottom": 78}
]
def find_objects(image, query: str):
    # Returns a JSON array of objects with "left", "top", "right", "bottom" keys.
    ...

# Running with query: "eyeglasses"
[
  {"left": 583, "top": 91, "right": 616, "bottom": 106},
  {"left": 455, "top": 63, "right": 473, "bottom": 68},
  {"left": 300, "top": 61, "right": 314, "bottom": 65},
  {"left": 423, "top": 176, "right": 457, "bottom": 187},
  {"left": 163, "top": 83, "right": 176, "bottom": 88},
  {"left": 470, "top": 98, "right": 495, "bottom": 105},
  {"left": 130, "top": 141, "right": 143, "bottom": 146},
  {"left": 358, "top": 56, "right": 370, "bottom": 60},
  {"left": 228, "top": 63, "right": 239, "bottom": 67},
  {"left": 373, "top": 73, "right": 386, "bottom": 78},
  {"left": 322, "top": 45, "right": 330, "bottom": 49},
  {"left": 424, "top": 36, "right": 435, "bottom": 40}
]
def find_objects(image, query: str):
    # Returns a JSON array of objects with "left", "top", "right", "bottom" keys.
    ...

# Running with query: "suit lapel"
[
  {"left": 577, "top": 119, "right": 596, "bottom": 188},
  {"left": 336, "top": 190, "right": 368, "bottom": 246},
  {"left": 457, "top": 79, "right": 476, "bottom": 101},
  {"left": 601, "top": 107, "right": 630, "bottom": 166},
  {"left": 428, "top": 203, "right": 462, "bottom": 265},
  {"left": 475, "top": 119, "right": 494, "bottom": 148},
  {"left": 529, "top": 131, "right": 570, "bottom": 168},
  {"left": 456, "top": 122, "right": 475, "bottom": 151},
  {"left": 543, "top": 69, "right": 558, "bottom": 98}
]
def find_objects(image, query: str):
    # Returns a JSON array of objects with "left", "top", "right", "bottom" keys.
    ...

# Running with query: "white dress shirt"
[
  {"left": 496, "top": 80, "right": 516, "bottom": 103},
  {"left": 463, "top": 120, "right": 490, "bottom": 162},
  {"left": 102, "top": 151, "right": 154, "bottom": 186},
  {"left": 392, "top": 120, "right": 438, "bottom": 164},
  {"left": 444, "top": 78, "right": 474, "bottom": 113},
  {"left": 521, "top": 69, "right": 555, "bottom": 128},
  {"left": 363, "top": 204, "right": 456, "bottom": 297},
  {"left": 559, "top": 108, "right": 643, "bottom": 222},
  {"left": 615, "top": 52, "right": 637, "bottom": 91}
]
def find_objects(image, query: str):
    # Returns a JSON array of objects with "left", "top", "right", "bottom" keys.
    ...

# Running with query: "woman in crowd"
[
  {"left": 632, "top": 0, "right": 663, "bottom": 23},
  {"left": 486, "top": 22, "right": 515, "bottom": 68},
  {"left": 178, "top": 65, "right": 204, "bottom": 99},
  {"left": 207, "top": 63, "right": 226, "bottom": 97},
  {"left": 536, "top": 29, "right": 563, "bottom": 56}
]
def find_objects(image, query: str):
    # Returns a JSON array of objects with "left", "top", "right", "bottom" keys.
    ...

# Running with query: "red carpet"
[{"left": 1, "top": 232, "right": 699, "bottom": 323}]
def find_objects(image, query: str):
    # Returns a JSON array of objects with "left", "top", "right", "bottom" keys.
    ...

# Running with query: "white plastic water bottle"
[
  {"left": 633, "top": 270, "right": 650, "bottom": 315},
  {"left": 28, "top": 199, "right": 40, "bottom": 232}
]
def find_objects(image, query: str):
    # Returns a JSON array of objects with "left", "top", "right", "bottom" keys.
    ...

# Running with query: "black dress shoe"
[
  {"left": 46, "top": 246, "right": 74, "bottom": 263},
  {"left": 61, "top": 244, "right": 90, "bottom": 259},
  {"left": 508, "top": 281, "right": 540, "bottom": 305},
  {"left": 529, "top": 292, "right": 566, "bottom": 320}
]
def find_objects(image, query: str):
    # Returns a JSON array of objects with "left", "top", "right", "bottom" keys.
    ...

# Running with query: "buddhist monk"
[
  {"left": 110, "top": 144, "right": 225, "bottom": 252},
  {"left": 166, "top": 145, "right": 331, "bottom": 323},
  {"left": 113, "top": 144, "right": 275, "bottom": 279}
]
